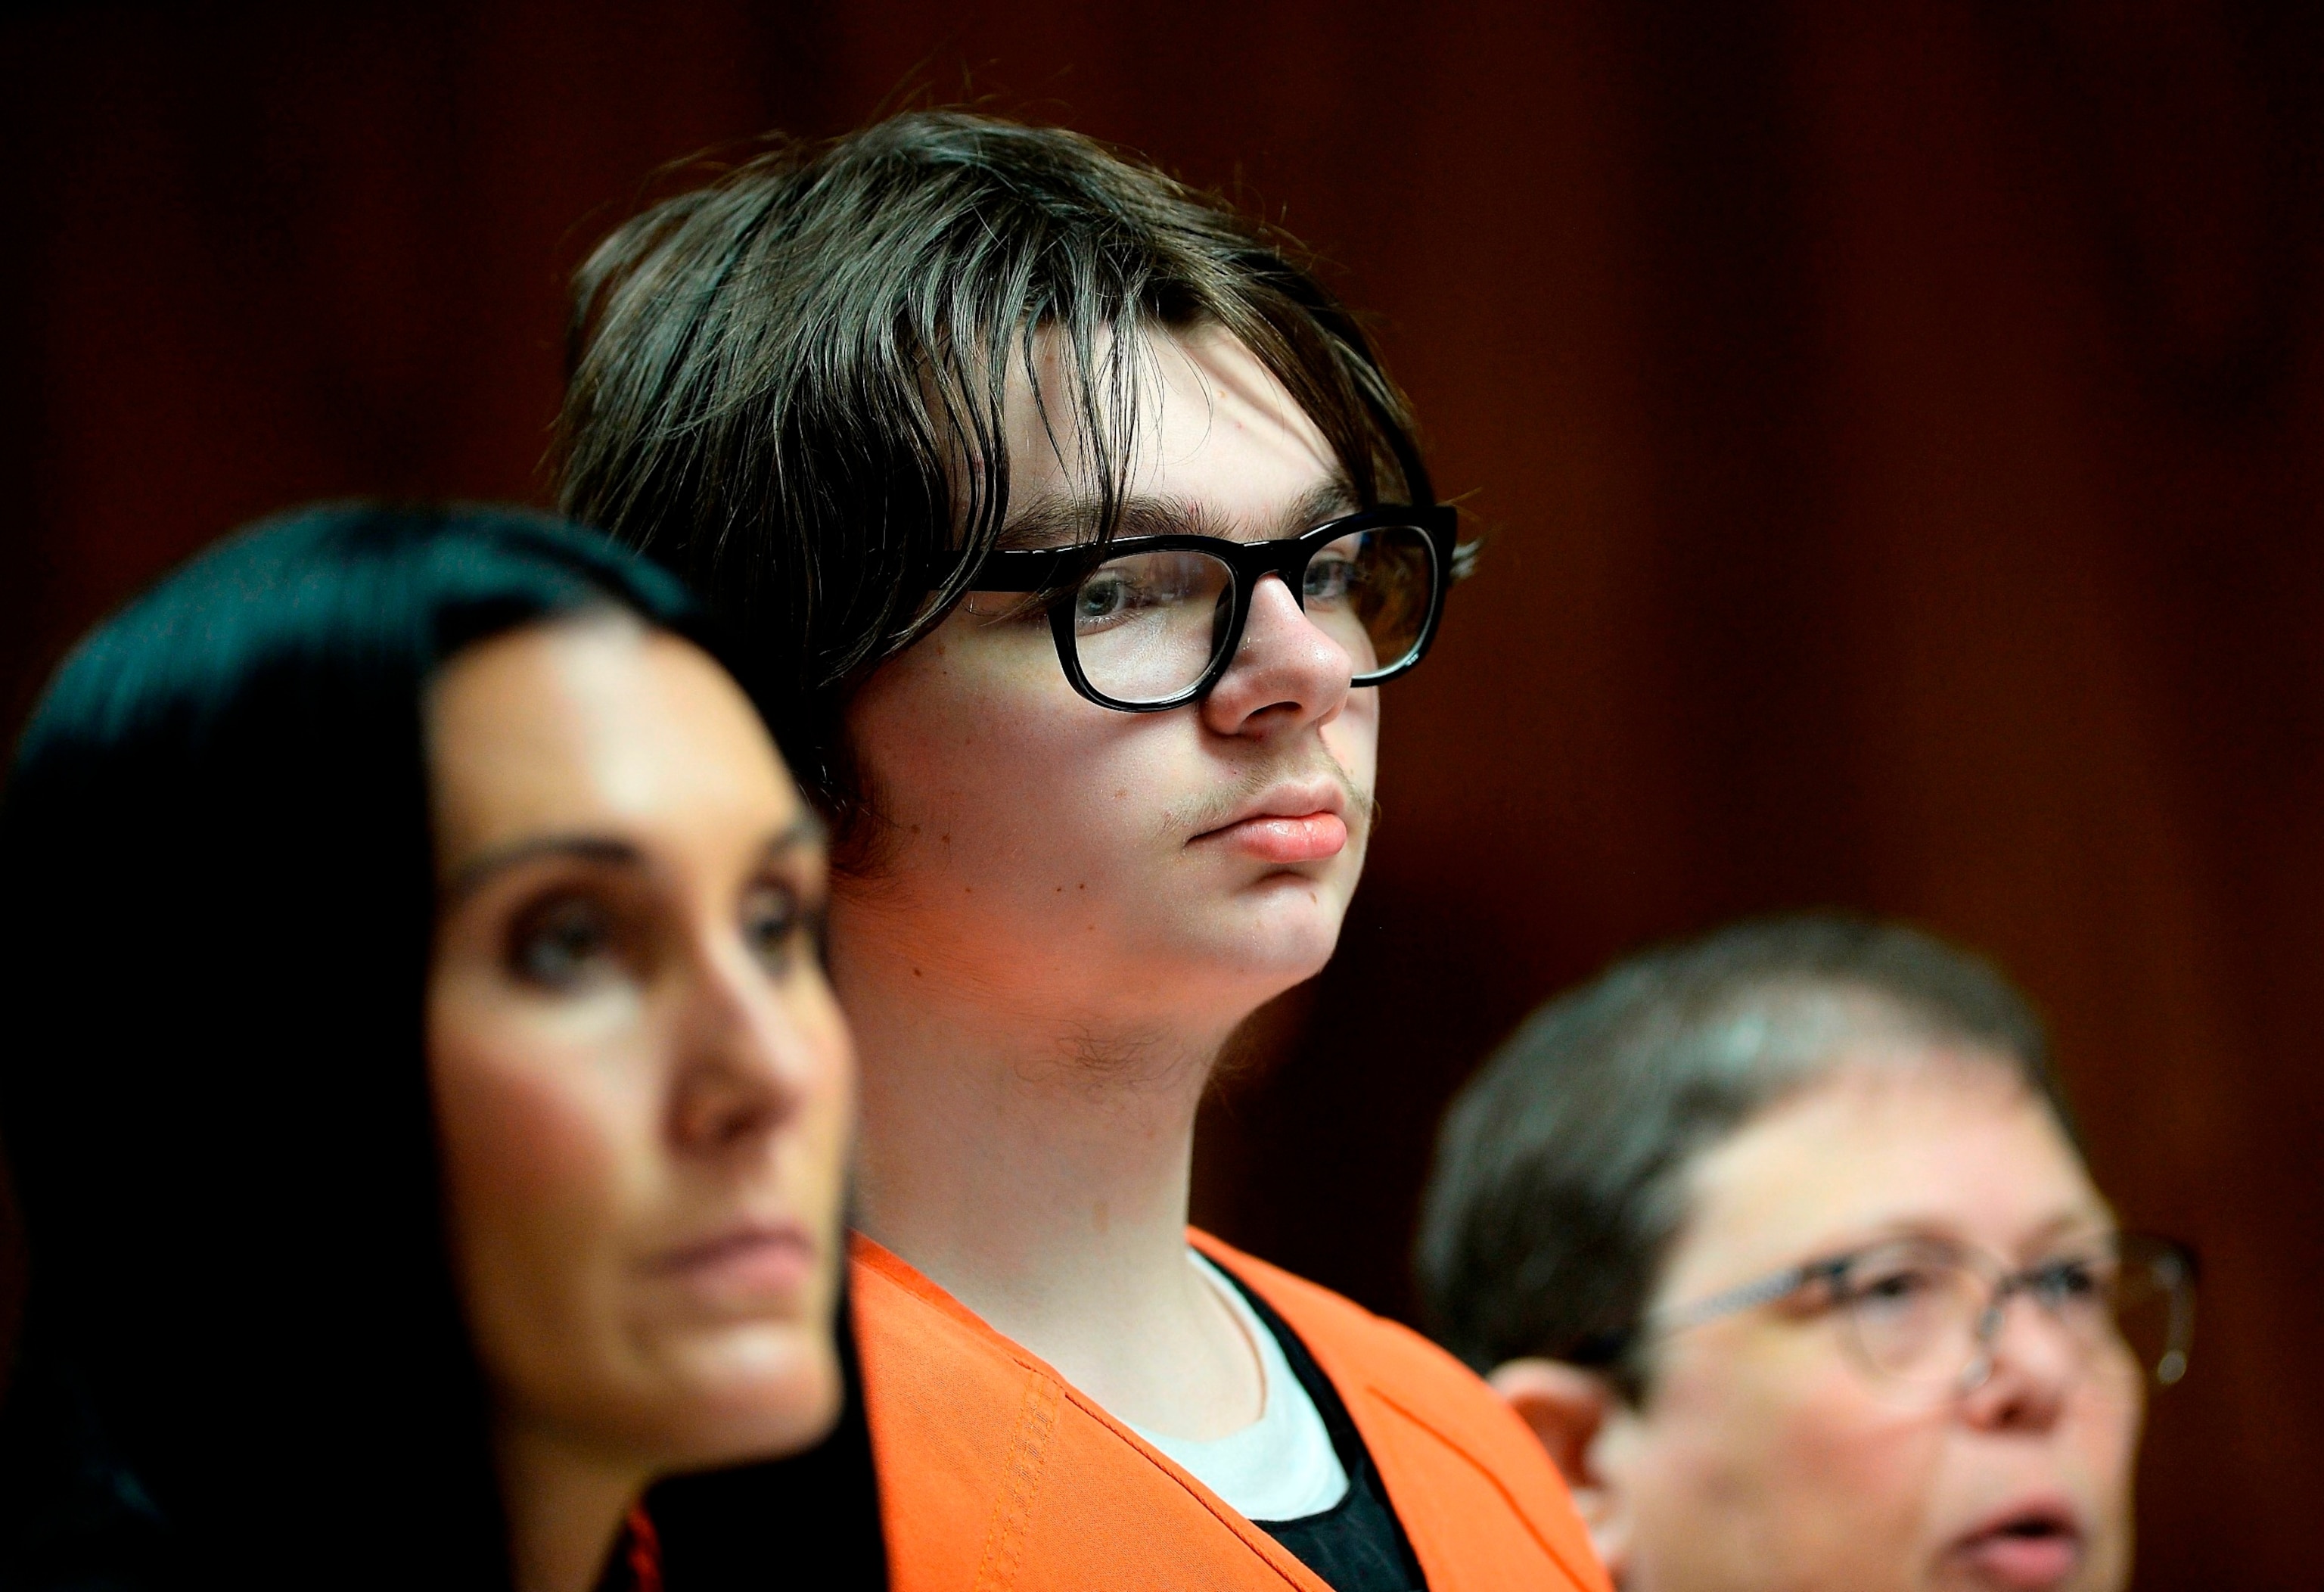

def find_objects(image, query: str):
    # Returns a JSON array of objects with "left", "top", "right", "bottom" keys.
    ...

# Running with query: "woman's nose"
[
  {"left": 1959, "top": 1294, "right": 2080, "bottom": 1430},
  {"left": 667, "top": 953, "right": 808, "bottom": 1155}
]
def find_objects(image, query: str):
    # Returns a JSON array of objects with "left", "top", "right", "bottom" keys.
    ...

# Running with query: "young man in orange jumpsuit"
[{"left": 558, "top": 110, "right": 1606, "bottom": 1592}]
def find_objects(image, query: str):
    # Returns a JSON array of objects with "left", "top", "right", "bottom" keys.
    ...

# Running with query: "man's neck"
[{"left": 835, "top": 931, "right": 1269, "bottom": 1441}]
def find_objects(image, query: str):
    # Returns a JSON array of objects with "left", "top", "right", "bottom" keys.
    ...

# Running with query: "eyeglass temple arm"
[
  {"left": 1571, "top": 1261, "right": 1819, "bottom": 1370},
  {"left": 1648, "top": 1261, "right": 1822, "bottom": 1339}
]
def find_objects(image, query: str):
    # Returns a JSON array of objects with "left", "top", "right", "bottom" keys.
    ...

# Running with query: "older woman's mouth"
[{"left": 1948, "top": 1500, "right": 2084, "bottom": 1589}]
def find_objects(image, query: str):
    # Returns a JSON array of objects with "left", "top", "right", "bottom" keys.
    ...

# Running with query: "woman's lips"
[
  {"left": 645, "top": 1224, "right": 816, "bottom": 1306},
  {"left": 1949, "top": 1511, "right": 2083, "bottom": 1590},
  {"left": 1199, "top": 811, "right": 1348, "bottom": 863}
]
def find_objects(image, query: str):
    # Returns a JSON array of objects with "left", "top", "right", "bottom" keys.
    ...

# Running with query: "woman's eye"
[
  {"left": 508, "top": 897, "right": 617, "bottom": 989},
  {"left": 2031, "top": 1258, "right": 2107, "bottom": 1307},
  {"left": 1837, "top": 1264, "right": 1942, "bottom": 1317},
  {"left": 742, "top": 882, "right": 817, "bottom": 972},
  {"left": 1862, "top": 1270, "right": 1931, "bottom": 1301}
]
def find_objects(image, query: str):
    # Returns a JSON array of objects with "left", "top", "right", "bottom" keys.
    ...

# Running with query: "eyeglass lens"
[
  {"left": 1067, "top": 526, "right": 1438, "bottom": 706},
  {"left": 1834, "top": 1239, "right": 2192, "bottom": 1391}
]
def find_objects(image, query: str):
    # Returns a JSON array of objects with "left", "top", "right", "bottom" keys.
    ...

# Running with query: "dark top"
[
  {"left": 0, "top": 1352, "right": 173, "bottom": 1592},
  {"left": 1216, "top": 1268, "right": 1427, "bottom": 1592},
  {"left": 3, "top": 1303, "right": 889, "bottom": 1592}
]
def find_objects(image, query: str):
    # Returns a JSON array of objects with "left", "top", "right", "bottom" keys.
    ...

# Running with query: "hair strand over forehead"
[{"left": 555, "top": 110, "right": 1431, "bottom": 832}]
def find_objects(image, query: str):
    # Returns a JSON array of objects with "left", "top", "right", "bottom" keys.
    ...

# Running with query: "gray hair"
[{"left": 1414, "top": 914, "right": 2074, "bottom": 1400}]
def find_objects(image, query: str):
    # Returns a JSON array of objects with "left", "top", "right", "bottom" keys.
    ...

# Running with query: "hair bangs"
[{"left": 558, "top": 112, "right": 1430, "bottom": 826}]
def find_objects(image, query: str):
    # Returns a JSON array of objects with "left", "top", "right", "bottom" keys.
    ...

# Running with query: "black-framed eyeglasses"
[
  {"left": 919, "top": 504, "right": 1463, "bottom": 713},
  {"left": 1581, "top": 1232, "right": 2197, "bottom": 1398}
]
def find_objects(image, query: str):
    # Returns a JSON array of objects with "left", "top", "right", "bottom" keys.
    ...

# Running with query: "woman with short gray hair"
[{"left": 1418, "top": 915, "right": 2193, "bottom": 1592}]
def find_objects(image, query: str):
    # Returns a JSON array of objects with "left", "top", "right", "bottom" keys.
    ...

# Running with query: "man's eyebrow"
[
  {"left": 995, "top": 473, "right": 1362, "bottom": 551},
  {"left": 993, "top": 496, "right": 1120, "bottom": 550},
  {"left": 1279, "top": 475, "right": 1362, "bottom": 536},
  {"left": 993, "top": 495, "right": 1207, "bottom": 550}
]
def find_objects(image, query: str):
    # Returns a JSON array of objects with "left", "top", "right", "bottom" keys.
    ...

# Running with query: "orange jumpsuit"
[{"left": 853, "top": 1229, "right": 1611, "bottom": 1592}]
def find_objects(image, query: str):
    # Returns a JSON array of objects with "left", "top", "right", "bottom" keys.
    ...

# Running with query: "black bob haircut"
[
  {"left": 0, "top": 505, "right": 885, "bottom": 1590},
  {"left": 557, "top": 109, "right": 1435, "bottom": 832},
  {"left": 1414, "top": 915, "right": 2079, "bottom": 1404}
]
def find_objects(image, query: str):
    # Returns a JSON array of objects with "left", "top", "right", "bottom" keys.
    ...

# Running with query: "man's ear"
[{"left": 1490, "top": 1357, "right": 1633, "bottom": 1578}]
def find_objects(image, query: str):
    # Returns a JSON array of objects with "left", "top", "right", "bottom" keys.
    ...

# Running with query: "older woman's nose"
[{"left": 1959, "top": 1295, "right": 2082, "bottom": 1432}]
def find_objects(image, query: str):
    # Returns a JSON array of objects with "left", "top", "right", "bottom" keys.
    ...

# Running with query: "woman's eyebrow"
[
  {"left": 1800, "top": 1207, "right": 2117, "bottom": 1264},
  {"left": 446, "top": 816, "right": 824, "bottom": 903},
  {"left": 758, "top": 814, "right": 828, "bottom": 864},
  {"left": 443, "top": 835, "right": 645, "bottom": 903},
  {"left": 2019, "top": 1209, "right": 2120, "bottom": 1254}
]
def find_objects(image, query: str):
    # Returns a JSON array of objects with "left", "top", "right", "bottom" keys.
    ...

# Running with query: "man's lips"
[
  {"left": 1191, "top": 779, "right": 1351, "bottom": 863},
  {"left": 1948, "top": 1499, "right": 2084, "bottom": 1590},
  {"left": 1201, "top": 811, "right": 1349, "bottom": 863}
]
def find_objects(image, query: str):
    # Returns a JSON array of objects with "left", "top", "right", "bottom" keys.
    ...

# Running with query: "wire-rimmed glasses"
[
  {"left": 1626, "top": 1233, "right": 2197, "bottom": 1397},
  {"left": 921, "top": 504, "right": 1462, "bottom": 712}
]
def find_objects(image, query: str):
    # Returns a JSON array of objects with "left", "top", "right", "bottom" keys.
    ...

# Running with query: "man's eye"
[
  {"left": 743, "top": 882, "right": 818, "bottom": 973},
  {"left": 1305, "top": 555, "right": 1359, "bottom": 603},
  {"left": 1077, "top": 574, "right": 1133, "bottom": 623},
  {"left": 509, "top": 897, "right": 616, "bottom": 989}
]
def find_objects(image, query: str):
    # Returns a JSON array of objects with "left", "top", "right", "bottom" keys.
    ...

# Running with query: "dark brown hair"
[
  {"left": 555, "top": 110, "right": 1431, "bottom": 832},
  {"left": 1414, "top": 914, "right": 2079, "bottom": 1402}
]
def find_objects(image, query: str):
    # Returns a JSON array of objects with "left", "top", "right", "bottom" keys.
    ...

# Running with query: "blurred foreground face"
[
  {"left": 1599, "top": 1056, "right": 2138, "bottom": 1592},
  {"left": 426, "top": 618, "right": 853, "bottom": 1472}
]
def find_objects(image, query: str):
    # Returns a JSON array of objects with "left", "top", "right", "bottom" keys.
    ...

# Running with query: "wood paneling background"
[{"left": 4, "top": 3, "right": 2317, "bottom": 1584}]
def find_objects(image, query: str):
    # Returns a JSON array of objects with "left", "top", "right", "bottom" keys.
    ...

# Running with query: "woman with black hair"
[{"left": 0, "top": 505, "right": 876, "bottom": 1591}]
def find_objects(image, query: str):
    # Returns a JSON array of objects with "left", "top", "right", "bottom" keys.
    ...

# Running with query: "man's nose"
[{"left": 1200, "top": 572, "right": 1355, "bottom": 739}]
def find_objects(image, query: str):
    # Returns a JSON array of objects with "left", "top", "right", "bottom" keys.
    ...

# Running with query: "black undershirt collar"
[{"left": 1209, "top": 1265, "right": 1428, "bottom": 1592}]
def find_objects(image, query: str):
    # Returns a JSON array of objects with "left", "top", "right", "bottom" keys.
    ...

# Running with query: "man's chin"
[
  {"left": 1210, "top": 878, "right": 1353, "bottom": 982},
  {"left": 1084, "top": 865, "right": 1355, "bottom": 1012}
]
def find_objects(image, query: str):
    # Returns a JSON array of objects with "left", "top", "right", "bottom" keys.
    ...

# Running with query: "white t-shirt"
[{"left": 1127, "top": 1251, "right": 1351, "bottom": 1522}]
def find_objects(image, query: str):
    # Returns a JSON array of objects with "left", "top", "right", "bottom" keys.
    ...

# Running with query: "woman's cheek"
[
  {"left": 430, "top": 997, "right": 642, "bottom": 1378},
  {"left": 1645, "top": 1336, "right": 1947, "bottom": 1587},
  {"left": 1768, "top": 1376, "right": 1951, "bottom": 1577}
]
